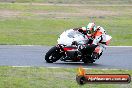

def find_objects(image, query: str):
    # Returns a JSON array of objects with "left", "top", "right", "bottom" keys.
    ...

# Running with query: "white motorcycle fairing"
[{"left": 57, "top": 29, "right": 88, "bottom": 46}]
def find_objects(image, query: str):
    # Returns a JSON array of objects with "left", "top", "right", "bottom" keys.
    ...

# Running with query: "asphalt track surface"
[{"left": 0, "top": 45, "right": 132, "bottom": 69}]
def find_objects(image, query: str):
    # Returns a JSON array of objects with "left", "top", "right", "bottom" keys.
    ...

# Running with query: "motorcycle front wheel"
[{"left": 45, "top": 46, "right": 62, "bottom": 63}]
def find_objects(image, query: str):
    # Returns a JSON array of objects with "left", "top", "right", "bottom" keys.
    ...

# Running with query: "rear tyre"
[
  {"left": 45, "top": 46, "right": 62, "bottom": 63},
  {"left": 88, "top": 59, "right": 95, "bottom": 63},
  {"left": 82, "top": 56, "right": 95, "bottom": 63},
  {"left": 82, "top": 58, "right": 89, "bottom": 63}
]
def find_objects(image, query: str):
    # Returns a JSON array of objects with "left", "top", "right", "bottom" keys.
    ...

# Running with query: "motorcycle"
[{"left": 45, "top": 29, "right": 112, "bottom": 63}]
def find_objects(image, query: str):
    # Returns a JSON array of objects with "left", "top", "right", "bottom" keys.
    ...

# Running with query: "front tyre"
[{"left": 45, "top": 46, "right": 62, "bottom": 63}]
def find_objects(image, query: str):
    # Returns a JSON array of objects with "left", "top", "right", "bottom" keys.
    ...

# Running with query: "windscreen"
[{"left": 67, "top": 31, "right": 83, "bottom": 38}]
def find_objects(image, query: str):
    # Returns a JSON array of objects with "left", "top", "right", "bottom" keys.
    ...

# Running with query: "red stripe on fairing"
[{"left": 63, "top": 47, "right": 76, "bottom": 51}]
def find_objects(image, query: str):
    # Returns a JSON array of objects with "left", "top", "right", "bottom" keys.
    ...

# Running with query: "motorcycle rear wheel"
[{"left": 82, "top": 56, "right": 95, "bottom": 63}]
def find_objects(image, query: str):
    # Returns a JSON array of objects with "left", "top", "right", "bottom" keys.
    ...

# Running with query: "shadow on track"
[{"left": 46, "top": 61, "right": 109, "bottom": 68}]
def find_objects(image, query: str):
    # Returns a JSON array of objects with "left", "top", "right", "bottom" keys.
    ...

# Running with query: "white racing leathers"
[{"left": 92, "top": 27, "right": 112, "bottom": 55}]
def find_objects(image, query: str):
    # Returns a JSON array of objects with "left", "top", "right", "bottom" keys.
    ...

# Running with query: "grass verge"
[
  {"left": 0, "top": 66, "right": 131, "bottom": 88},
  {"left": 0, "top": 3, "right": 131, "bottom": 46},
  {"left": 0, "top": 17, "right": 131, "bottom": 46},
  {"left": 4, "top": 0, "right": 132, "bottom": 5}
]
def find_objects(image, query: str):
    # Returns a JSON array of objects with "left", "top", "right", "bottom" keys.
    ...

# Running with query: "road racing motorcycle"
[{"left": 45, "top": 29, "right": 112, "bottom": 63}]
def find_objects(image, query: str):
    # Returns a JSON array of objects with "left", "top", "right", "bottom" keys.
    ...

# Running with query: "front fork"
[{"left": 56, "top": 44, "right": 66, "bottom": 61}]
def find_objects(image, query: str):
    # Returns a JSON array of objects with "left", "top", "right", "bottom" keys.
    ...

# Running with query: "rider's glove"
[{"left": 78, "top": 28, "right": 87, "bottom": 35}]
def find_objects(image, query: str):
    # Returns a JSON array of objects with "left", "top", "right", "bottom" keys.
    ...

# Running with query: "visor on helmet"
[{"left": 86, "top": 25, "right": 96, "bottom": 34}]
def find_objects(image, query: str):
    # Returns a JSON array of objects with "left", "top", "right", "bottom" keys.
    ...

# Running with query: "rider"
[{"left": 73, "top": 23, "right": 111, "bottom": 60}]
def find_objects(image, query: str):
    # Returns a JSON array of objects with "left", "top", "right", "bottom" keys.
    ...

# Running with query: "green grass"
[
  {"left": 0, "top": 17, "right": 131, "bottom": 46},
  {"left": 0, "top": 18, "right": 84, "bottom": 45},
  {"left": 0, "top": 3, "right": 77, "bottom": 12},
  {"left": 6, "top": 0, "right": 132, "bottom": 5},
  {"left": 0, "top": 3, "right": 131, "bottom": 46},
  {"left": 0, "top": 3, "right": 131, "bottom": 12},
  {"left": 0, "top": 66, "right": 131, "bottom": 88}
]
